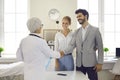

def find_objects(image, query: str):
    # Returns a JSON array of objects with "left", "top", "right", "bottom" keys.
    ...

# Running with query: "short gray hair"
[{"left": 27, "top": 17, "right": 43, "bottom": 33}]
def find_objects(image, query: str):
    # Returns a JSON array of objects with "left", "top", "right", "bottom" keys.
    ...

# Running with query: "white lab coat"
[{"left": 16, "top": 33, "right": 60, "bottom": 80}]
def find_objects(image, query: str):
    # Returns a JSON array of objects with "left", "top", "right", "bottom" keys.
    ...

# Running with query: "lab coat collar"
[{"left": 29, "top": 33, "right": 42, "bottom": 38}]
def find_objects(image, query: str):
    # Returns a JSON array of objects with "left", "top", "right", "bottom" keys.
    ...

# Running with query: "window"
[
  {"left": 77, "top": 0, "right": 98, "bottom": 28},
  {"left": 104, "top": 0, "right": 120, "bottom": 56},
  {"left": 0, "top": 0, "right": 4, "bottom": 47},
  {"left": 77, "top": 0, "right": 120, "bottom": 56},
  {"left": 3, "top": 0, "right": 28, "bottom": 54}
]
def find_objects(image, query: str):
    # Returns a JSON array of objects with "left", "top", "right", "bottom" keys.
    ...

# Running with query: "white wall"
[{"left": 29, "top": 0, "right": 77, "bottom": 30}]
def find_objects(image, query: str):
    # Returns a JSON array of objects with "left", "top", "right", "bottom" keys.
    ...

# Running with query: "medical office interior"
[{"left": 0, "top": 0, "right": 120, "bottom": 80}]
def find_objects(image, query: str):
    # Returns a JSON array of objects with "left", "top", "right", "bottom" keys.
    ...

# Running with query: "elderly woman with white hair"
[{"left": 16, "top": 17, "right": 63, "bottom": 80}]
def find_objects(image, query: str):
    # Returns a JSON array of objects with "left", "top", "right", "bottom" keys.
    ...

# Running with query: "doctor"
[{"left": 16, "top": 17, "right": 63, "bottom": 80}]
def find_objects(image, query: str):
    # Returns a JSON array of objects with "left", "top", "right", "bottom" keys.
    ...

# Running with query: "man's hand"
[
  {"left": 94, "top": 64, "right": 103, "bottom": 72},
  {"left": 60, "top": 51, "right": 64, "bottom": 57}
]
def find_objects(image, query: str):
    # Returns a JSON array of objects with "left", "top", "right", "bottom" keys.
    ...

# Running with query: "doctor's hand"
[
  {"left": 60, "top": 51, "right": 64, "bottom": 57},
  {"left": 94, "top": 64, "right": 103, "bottom": 72}
]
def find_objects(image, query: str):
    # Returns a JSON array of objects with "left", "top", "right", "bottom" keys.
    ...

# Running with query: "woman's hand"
[{"left": 55, "top": 59, "right": 60, "bottom": 71}]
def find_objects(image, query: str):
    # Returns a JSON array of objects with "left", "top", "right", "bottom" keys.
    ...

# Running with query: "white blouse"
[{"left": 54, "top": 31, "right": 73, "bottom": 52}]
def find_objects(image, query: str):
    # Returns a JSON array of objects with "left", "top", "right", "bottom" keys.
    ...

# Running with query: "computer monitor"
[{"left": 116, "top": 48, "right": 120, "bottom": 58}]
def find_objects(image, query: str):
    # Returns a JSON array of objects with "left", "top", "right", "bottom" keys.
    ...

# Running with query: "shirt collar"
[{"left": 82, "top": 24, "right": 89, "bottom": 30}]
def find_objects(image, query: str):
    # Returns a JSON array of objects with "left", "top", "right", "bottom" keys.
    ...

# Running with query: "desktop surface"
[{"left": 45, "top": 71, "right": 89, "bottom": 80}]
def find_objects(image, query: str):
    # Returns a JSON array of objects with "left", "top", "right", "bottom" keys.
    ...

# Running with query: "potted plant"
[
  {"left": 0, "top": 47, "right": 4, "bottom": 57},
  {"left": 104, "top": 47, "right": 109, "bottom": 56}
]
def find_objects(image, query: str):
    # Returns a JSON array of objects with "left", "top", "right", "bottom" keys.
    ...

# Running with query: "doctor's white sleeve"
[
  {"left": 41, "top": 40, "right": 60, "bottom": 58},
  {"left": 16, "top": 43, "right": 24, "bottom": 61}
]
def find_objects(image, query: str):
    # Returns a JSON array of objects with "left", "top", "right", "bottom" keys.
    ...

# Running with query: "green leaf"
[
  {"left": 104, "top": 48, "right": 109, "bottom": 52},
  {"left": 0, "top": 47, "right": 4, "bottom": 53}
]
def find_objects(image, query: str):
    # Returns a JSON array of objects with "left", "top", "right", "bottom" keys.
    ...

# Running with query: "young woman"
[{"left": 54, "top": 16, "right": 74, "bottom": 71}]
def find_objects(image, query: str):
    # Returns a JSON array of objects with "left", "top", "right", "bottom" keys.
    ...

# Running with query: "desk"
[
  {"left": 103, "top": 57, "right": 118, "bottom": 70},
  {"left": 45, "top": 71, "right": 89, "bottom": 80}
]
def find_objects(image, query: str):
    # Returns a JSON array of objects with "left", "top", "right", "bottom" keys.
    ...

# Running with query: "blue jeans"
[{"left": 57, "top": 54, "right": 74, "bottom": 71}]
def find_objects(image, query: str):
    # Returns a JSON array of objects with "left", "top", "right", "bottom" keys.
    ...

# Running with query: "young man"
[{"left": 61, "top": 9, "right": 103, "bottom": 80}]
